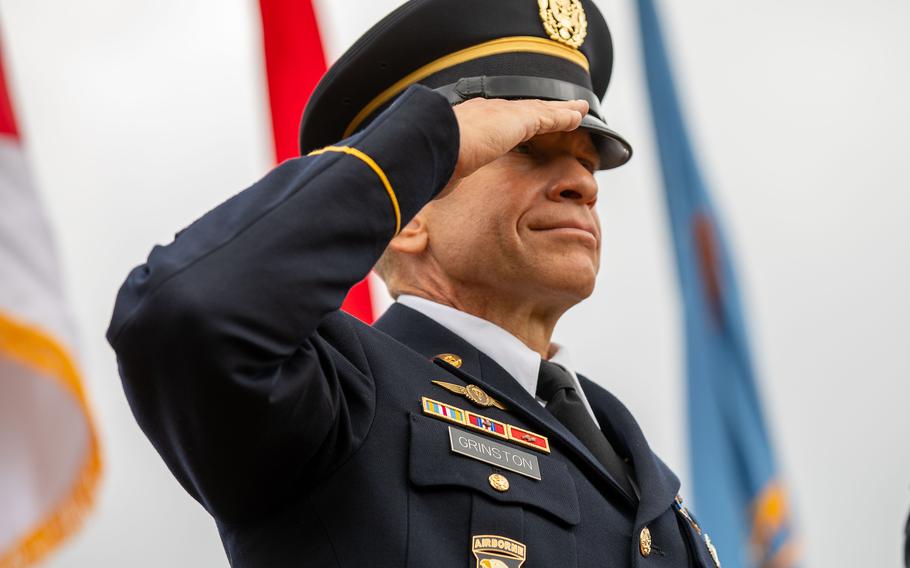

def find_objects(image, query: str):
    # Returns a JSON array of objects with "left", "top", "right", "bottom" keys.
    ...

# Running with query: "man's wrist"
[{"left": 354, "top": 85, "right": 460, "bottom": 223}]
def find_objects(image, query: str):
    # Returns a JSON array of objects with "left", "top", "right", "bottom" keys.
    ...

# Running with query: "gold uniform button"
[
  {"left": 436, "top": 353, "right": 463, "bottom": 368},
  {"left": 488, "top": 473, "right": 510, "bottom": 492},
  {"left": 639, "top": 526, "right": 652, "bottom": 557}
]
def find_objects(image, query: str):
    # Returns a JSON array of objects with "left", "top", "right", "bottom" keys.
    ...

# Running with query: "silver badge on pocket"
[{"left": 449, "top": 426, "right": 541, "bottom": 480}]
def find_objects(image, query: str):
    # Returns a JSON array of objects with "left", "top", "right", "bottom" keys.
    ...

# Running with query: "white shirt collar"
[
  {"left": 397, "top": 294, "right": 599, "bottom": 423},
  {"left": 398, "top": 294, "right": 540, "bottom": 394}
]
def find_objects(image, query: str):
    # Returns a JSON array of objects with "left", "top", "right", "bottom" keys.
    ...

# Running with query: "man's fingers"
[
  {"left": 533, "top": 99, "right": 588, "bottom": 136},
  {"left": 552, "top": 99, "right": 590, "bottom": 116},
  {"left": 528, "top": 98, "right": 588, "bottom": 114},
  {"left": 446, "top": 97, "right": 593, "bottom": 191}
]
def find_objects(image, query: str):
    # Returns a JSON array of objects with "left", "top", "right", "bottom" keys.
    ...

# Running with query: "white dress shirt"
[{"left": 398, "top": 294, "right": 600, "bottom": 424}]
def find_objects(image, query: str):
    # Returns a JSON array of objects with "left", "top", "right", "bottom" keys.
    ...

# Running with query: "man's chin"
[{"left": 529, "top": 261, "right": 598, "bottom": 302}]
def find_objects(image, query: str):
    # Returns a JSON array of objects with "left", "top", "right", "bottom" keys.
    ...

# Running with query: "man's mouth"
[{"left": 528, "top": 220, "right": 598, "bottom": 245}]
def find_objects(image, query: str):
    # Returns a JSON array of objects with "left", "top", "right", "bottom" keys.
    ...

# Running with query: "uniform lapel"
[
  {"left": 373, "top": 302, "right": 484, "bottom": 375},
  {"left": 579, "top": 376, "right": 681, "bottom": 528},
  {"left": 373, "top": 303, "right": 636, "bottom": 507}
]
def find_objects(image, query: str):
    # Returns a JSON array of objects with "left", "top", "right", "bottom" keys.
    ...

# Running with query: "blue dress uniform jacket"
[{"left": 107, "top": 85, "right": 717, "bottom": 568}]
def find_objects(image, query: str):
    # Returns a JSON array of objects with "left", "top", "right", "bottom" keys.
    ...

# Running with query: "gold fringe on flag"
[{"left": 0, "top": 313, "right": 102, "bottom": 568}]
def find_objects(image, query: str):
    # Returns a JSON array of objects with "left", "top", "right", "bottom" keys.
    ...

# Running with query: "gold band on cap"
[{"left": 344, "top": 36, "right": 590, "bottom": 137}]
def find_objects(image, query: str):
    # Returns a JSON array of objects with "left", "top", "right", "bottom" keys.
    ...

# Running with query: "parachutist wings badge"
[{"left": 432, "top": 380, "right": 507, "bottom": 410}]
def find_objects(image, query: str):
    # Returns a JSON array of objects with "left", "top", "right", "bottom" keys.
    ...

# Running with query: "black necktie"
[{"left": 536, "top": 360, "right": 636, "bottom": 498}]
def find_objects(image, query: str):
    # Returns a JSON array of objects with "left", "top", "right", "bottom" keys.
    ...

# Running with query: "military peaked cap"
[{"left": 300, "top": 0, "right": 633, "bottom": 170}]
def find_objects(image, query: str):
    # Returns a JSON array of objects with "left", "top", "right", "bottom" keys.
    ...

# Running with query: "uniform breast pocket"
[{"left": 407, "top": 412, "right": 580, "bottom": 568}]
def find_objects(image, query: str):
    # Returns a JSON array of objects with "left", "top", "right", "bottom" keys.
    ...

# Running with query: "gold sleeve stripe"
[
  {"left": 344, "top": 36, "right": 590, "bottom": 137},
  {"left": 308, "top": 145, "right": 402, "bottom": 236}
]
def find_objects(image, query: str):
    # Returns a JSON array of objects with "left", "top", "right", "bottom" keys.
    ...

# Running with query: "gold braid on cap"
[{"left": 344, "top": 36, "right": 590, "bottom": 137}]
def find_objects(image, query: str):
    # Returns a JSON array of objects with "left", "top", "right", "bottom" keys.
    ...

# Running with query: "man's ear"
[{"left": 387, "top": 212, "right": 429, "bottom": 255}]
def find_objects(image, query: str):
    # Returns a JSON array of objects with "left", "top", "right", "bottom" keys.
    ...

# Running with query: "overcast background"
[{"left": 1, "top": 0, "right": 908, "bottom": 566}]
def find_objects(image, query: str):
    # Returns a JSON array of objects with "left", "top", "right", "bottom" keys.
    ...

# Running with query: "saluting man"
[{"left": 108, "top": 1, "right": 722, "bottom": 567}]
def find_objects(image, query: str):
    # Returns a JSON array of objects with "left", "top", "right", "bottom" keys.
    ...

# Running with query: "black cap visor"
[
  {"left": 580, "top": 113, "right": 632, "bottom": 170},
  {"left": 434, "top": 75, "right": 632, "bottom": 170}
]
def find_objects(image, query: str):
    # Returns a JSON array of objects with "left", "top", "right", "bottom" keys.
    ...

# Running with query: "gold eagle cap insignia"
[
  {"left": 538, "top": 0, "right": 588, "bottom": 49},
  {"left": 432, "top": 380, "right": 507, "bottom": 410}
]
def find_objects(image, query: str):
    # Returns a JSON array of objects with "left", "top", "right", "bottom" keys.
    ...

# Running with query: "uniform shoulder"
[{"left": 313, "top": 309, "right": 378, "bottom": 373}]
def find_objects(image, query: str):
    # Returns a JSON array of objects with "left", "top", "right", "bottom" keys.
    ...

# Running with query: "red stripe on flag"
[
  {"left": 0, "top": 40, "right": 19, "bottom": 138},
  {"left": 258, "top": 0, "right": 325, "bottom": 163},
  {"left": 258, "top": 0, "right": 375, "bottom": 323},
  {"left": 341, "top": 277, "right": 375, "bottom": 324}
]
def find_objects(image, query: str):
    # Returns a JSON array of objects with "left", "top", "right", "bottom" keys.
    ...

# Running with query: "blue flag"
[{"left": 635, "top": 1, "right": 799, "bottom": 566}]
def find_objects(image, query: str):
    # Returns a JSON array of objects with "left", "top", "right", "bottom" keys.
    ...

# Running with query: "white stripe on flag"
[
  {"left": 0, "top": 137, "right": 101, "bottom": 567},
  {"left": 0, "top": 140, "right": 72, "bottom": 345}
]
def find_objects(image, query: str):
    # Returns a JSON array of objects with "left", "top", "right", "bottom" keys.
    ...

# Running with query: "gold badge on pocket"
[
  {"left": 472, "top": 535, "right": 526, "bottom": 568},
  {"left": 432, "top": 380, "right": 506, "bottom": 410}
]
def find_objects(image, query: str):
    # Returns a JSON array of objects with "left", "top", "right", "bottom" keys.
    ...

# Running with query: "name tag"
[{"left": 448, "top": 426, "right": 541, "bottom": 480}]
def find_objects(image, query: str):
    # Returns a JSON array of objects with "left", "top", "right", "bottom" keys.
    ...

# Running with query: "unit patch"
[
  {"left": 472, "top": 535, "right": 527, "bottom": 568},
  {"left": 420, "top": 397, "right": 551, "bottom": 454},
  {"left": 449, "top": 426, "right": 541, "bottom": 480}
]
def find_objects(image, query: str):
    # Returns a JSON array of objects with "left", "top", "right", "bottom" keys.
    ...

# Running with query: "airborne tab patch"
[{"left": 472, "top": 535, "right": 527, "bottom": 568}]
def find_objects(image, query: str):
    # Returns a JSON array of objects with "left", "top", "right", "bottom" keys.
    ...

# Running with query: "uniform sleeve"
[{"left": 106, "top": 85, "right": 459, "bottom": 522}]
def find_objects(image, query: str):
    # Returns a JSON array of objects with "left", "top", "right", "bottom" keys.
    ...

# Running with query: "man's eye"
[
  {"left": 511, "top": 144, "right": 531, "bottom": 154},
  {"left": 579, "top": 158, "right": 596, "bottom": 173}
]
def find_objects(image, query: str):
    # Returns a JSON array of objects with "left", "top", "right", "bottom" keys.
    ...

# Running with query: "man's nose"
[{"left": 545, "top": 158, "right": 599, "bottom": 207}]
